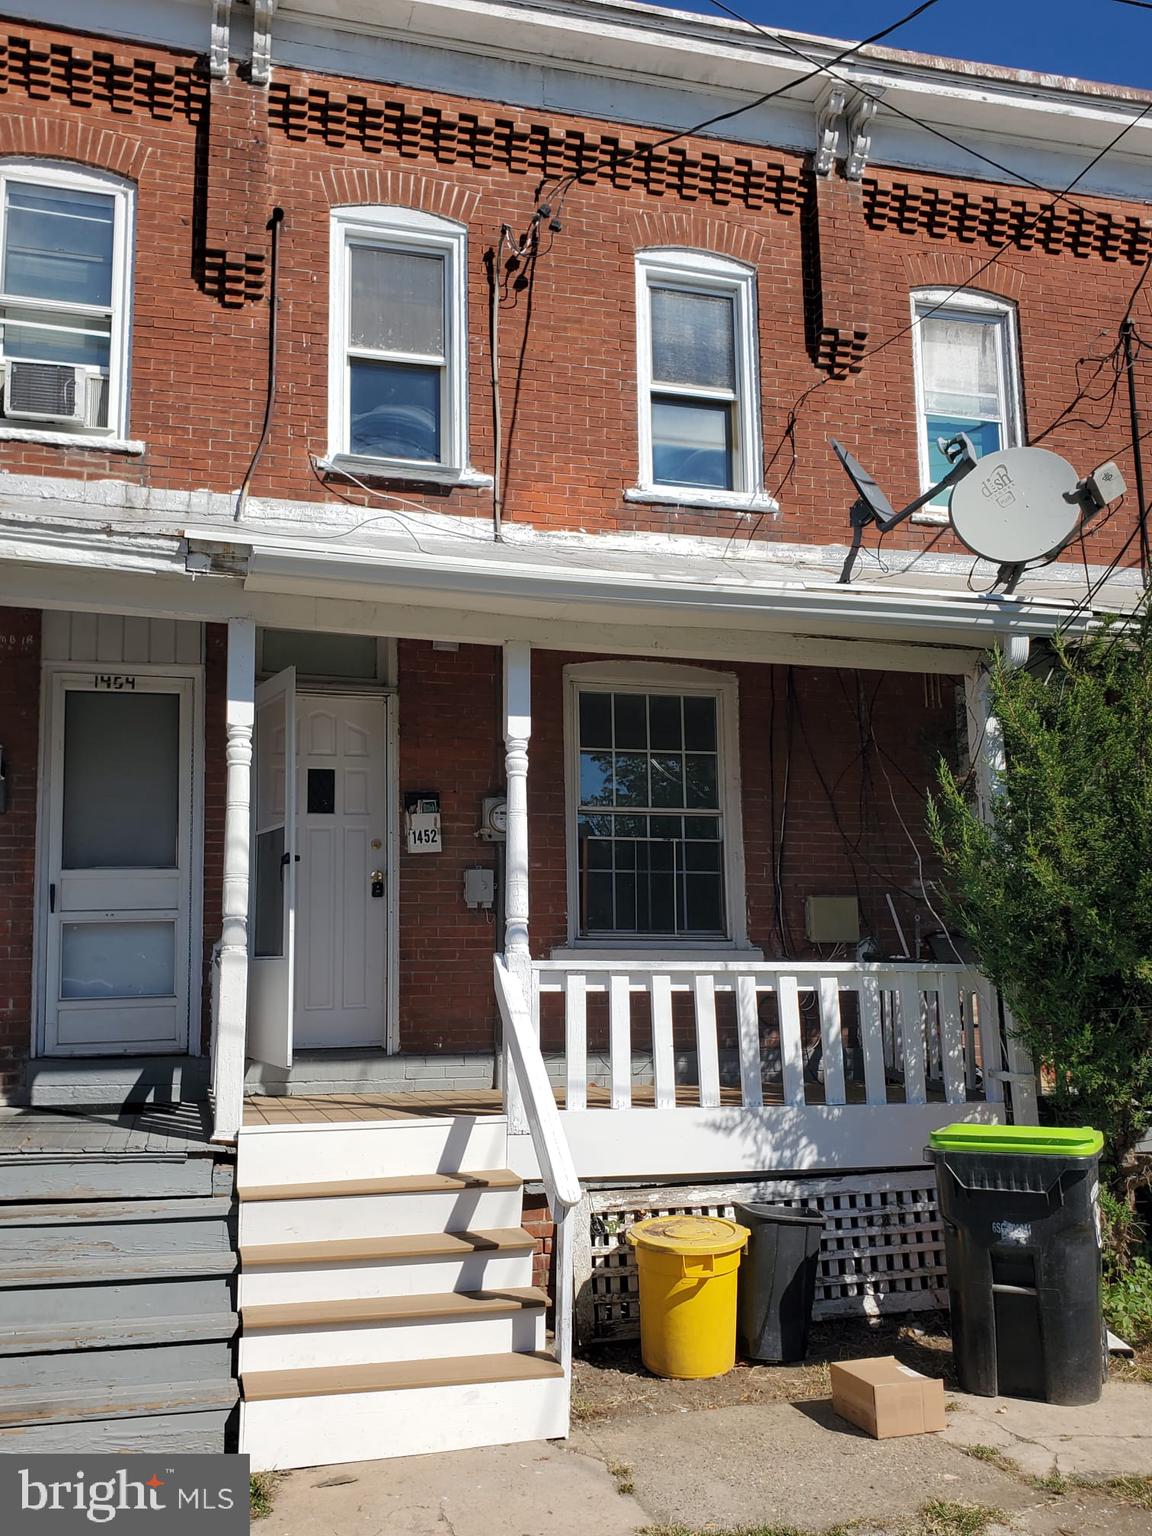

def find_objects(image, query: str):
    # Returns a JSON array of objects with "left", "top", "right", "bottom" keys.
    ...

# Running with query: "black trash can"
[
  {"left": 733, "top": 1201, "right": 826, "bottom": 1363},
  {"left": 927, "top": 1123, "right": 1106, "bottom": 1406}
]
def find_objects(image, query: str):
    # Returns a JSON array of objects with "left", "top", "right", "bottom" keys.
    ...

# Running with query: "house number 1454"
[{"left": 93, "top": 674, "right": 137, "bottom": 690}]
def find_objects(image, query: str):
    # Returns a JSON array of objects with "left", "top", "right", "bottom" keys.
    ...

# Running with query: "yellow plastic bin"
[{"left": 626, "top": 1214, "right": 750, "bottom": 1379}]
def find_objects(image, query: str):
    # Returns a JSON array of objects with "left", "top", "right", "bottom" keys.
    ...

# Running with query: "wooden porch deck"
[
  {"left": 242, "top": 1078, "right": 944, "bottom": 1127},
  {"left": 0, "top": 1100, "right": 214, "bottom": 1155}
]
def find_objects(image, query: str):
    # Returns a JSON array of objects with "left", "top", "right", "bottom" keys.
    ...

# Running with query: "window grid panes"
[
  {"left": 648, "top": 281, "right": 740, "bottom": 491},
  {"left": 917, "top": 303, "right": 1015, "bottom": 498},
  {"left": 577, "top": 689, "right": 726, "bottom": 937},
  {"left": 0, "top": 176, "right": 119, "bottom": 430},
  {"left": 345, "top": 238, "right": 448, "bottom": 464}
]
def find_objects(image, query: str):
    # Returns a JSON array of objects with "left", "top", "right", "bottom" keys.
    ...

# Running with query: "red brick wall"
[
  {"left": 397, "top": 641, "right": 505, "bottom": 1052},
  {"left": 521, "top": 1191, "right": 555, "bottom": 1296},
  {"left": 0, "top": 20, "right": 1148, "bottom": 576},
  {"left": 0, "top": 611, "right": 41, "bottom": 1098},
  {"left": 393, "top": 641, "right": 957, "bottom": 1053}
]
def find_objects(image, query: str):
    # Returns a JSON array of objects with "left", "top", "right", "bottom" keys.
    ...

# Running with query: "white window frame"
[
  {"left": 911, "top": 288, "right": 1022, "bottom": 506},
  {"left": 559, "top": 659, "right": 753, "bottom": 954},
  {"left": 327, "top": 205, "right": 487, "bottom": 486},
  {"left": 0, "top": 159, "right": 135, "bottom": 448},
  {"left": 629, "top": 248, "right": 776, "bottom": 515}
]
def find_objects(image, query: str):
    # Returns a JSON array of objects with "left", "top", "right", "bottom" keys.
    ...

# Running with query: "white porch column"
[
  {"left": 503, "top": 640, "right": 533, "bottom": 963},
  {"left": 964, "top": 634, "right": 1038, "bottom": 1124},
  {"left": 211, "top": 617, "right": 256, "bottom": 1142},
  {"left": 502, "top": 641, "right": 533, "bottom": 1133}
]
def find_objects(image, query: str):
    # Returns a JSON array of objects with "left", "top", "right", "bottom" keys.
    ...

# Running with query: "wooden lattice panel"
[{"left": 577, "top": 1170, "right": 947, "bottom": 1344}]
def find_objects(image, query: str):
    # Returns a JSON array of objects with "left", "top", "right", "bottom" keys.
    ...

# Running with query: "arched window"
[
  {"left": 631, "top": 248, "right": 772, "bottom": 512},
  {"left": 911, "top": 288, "right": 1022, "bottom": 503},
  {"left": 0, "top": 160, "right": 134, "bottom": 442},
  {"left": 327, "top": 205, "right": 475, "bottom": 481}
]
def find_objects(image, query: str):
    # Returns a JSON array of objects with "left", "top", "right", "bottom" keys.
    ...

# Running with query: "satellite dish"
[
  {"left": 831, "top": 440, "right": 898, "bottom": 527},
  {"left": 948, "top": 447, "right": 1083, "bottom": 565}
]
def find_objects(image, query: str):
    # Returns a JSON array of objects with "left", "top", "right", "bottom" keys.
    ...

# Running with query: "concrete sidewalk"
[
  {"left": 257, "top": 1380, "right": 1152, "bottom": 1535},
  {"left": 255, "top": 1440, "right": 649, "bottom": 1536}
]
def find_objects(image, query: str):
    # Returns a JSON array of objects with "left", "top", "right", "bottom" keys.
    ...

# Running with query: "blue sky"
[{"left": 646, "top": 1, "right": 1152, "bottom": 91}]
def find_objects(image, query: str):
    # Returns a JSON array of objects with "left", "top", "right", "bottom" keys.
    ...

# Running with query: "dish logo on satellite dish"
[{"left": 979, "top": 463, "right": 1018, "bottom": 510}]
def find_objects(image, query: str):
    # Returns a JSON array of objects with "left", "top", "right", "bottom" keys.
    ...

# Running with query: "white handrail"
[
  {"left": 494, "top": 954, "right": 582, "bottom": 1382},
  {"left": 494, "top": 956, "right": 581, "bottom": 1211}
]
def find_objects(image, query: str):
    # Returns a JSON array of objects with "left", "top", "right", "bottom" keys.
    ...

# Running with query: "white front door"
[
  {"left": 294, "top": 693, "right": 388, "bottom": 1048},
  {"left": 42, "top": 673, "right": 194, "bottom": 1056}
]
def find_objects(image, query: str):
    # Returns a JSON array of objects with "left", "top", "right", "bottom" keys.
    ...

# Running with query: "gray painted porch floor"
[{"left": 0, "top": 1101, "right": 214, "bottom": 1156}]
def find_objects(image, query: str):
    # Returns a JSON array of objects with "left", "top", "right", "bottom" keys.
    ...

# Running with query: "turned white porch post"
[
  {"left": 211, "top": 617, "right": 256, "bottom": 1142},
  {"left": 964, "top": 634, "right": 1038, "bottom": 1123},
  {"left": 503, "top": 641, "right": 533, "bottom": 1133}
]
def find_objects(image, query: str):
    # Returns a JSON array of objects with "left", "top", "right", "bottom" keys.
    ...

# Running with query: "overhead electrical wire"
[
  {"left": 537, "top": 0, "right": 946, "bottom": 216},
  {"left": 703, "top": 0, "right": 1148, "bottom": 217}
]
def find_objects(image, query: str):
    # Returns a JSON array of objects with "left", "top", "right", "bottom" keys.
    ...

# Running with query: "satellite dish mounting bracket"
[{"left": 834, "top": 433, "right": 977, "bottom": 584}]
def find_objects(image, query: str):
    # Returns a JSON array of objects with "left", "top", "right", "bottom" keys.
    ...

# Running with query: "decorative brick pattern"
[
  {"left": 808, "top": 175, "right": 874, "bottom": 375},
  {"left": 269, "top": 79, "right": 808, "bottom": 215},
  {"left": 864, "top": 174, "right": 1152, "bottom": 265},
  {"left": 0, "top": 32, "right": 206, "bottom": 121}
]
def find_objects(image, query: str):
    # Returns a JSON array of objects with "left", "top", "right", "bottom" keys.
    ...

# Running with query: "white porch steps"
[{"left": 237, "top": 1114, "right": 568, "bottom": 1470}]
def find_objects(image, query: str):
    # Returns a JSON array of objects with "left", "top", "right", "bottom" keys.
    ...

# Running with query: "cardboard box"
[{"left": 829, "top": 1357, "right": 947, "bottom": 1439}]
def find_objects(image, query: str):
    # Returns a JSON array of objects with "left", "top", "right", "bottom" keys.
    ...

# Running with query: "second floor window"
[
  {"left": 329, "top": 206, "right": 467, "bottom": 473},
  {"left": 0, "top": 162, "right": 132, "bottom": 439},
  {"left": 635, "top": 250, "right": 760, "bottom": 497},
  {"left": 912, "top": 290, "right": 1021, "bottom": 501}
]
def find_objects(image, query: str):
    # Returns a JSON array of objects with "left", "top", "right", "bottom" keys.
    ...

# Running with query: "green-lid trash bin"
[{"left": 927, "top": 1122, "right": 1106, "bottom": 1406}]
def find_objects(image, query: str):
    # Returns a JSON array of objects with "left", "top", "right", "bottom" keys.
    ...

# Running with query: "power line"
[
  {"left": 704, "top": 0, "right": 1146, "bottom": 217},
  {"left": 540, "top": 0, "right": 945, "bottom": 215}
]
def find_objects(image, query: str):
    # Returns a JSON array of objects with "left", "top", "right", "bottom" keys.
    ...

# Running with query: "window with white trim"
[
  {"left": 328, "top": 206, "right": 468, "bottom": 474},
  {"left": 912, "top": 290, "right": 1021, "bottom": 503},
  {"left": 565, "top": 663, "right": 748, "bottom": 945},
  {"left": 0, "top": 162, "right": 133, "bottom": 438},
  {"left": 635, "top": 250, "right": 763, "bottom": 502}
]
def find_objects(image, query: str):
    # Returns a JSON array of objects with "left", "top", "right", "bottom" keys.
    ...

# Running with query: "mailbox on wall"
[{"left": 405, "top": 791, "right": 441, "bottom": 854}]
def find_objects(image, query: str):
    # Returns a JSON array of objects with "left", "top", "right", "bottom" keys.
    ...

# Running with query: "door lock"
[{"left": 370, "top": 869, "right": 384, "bottom": 899}]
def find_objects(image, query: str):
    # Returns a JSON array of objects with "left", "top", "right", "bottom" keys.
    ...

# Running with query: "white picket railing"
[{"left": 531, "top": 959, "right": 1020, "bottom": 1114}]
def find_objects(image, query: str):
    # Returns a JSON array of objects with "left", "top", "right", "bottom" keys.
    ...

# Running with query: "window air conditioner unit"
[{"left": 3, "top": 359, "right": 89, "bottom": 425}]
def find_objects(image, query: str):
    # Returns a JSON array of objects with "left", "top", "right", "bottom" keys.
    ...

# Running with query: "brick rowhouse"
[{"left": 0, "top": 14, "right": 1149, "bottom": 1085}]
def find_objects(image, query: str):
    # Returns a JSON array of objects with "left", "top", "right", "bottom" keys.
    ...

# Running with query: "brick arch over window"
[
  {"left": 318, "top": 167, "right": 479, "bottom": 224},
  {"left": 905, "top": 250, "right": 1025, "bottom": 303},
  {"left": 0, "top": 120, "right": 148, "bottom": 182},
  {"left": 624, "top": 209, "right": 767, "bottom": 268}
]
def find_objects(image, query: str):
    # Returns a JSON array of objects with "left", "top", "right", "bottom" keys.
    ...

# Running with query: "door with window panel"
[
  {"left": 43, "top": 675, "right": 194, "bottom": 1055},
  {"left": 576, "top": 689, "right": 726, "bottom": 938},
  {"left": 0, "top": 168, "right": 126, "bottom": 434}
]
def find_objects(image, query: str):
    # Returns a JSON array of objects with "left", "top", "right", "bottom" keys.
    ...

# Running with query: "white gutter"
[{"left": 198, "top": 527, "right": 1094, "bottom": 647}]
